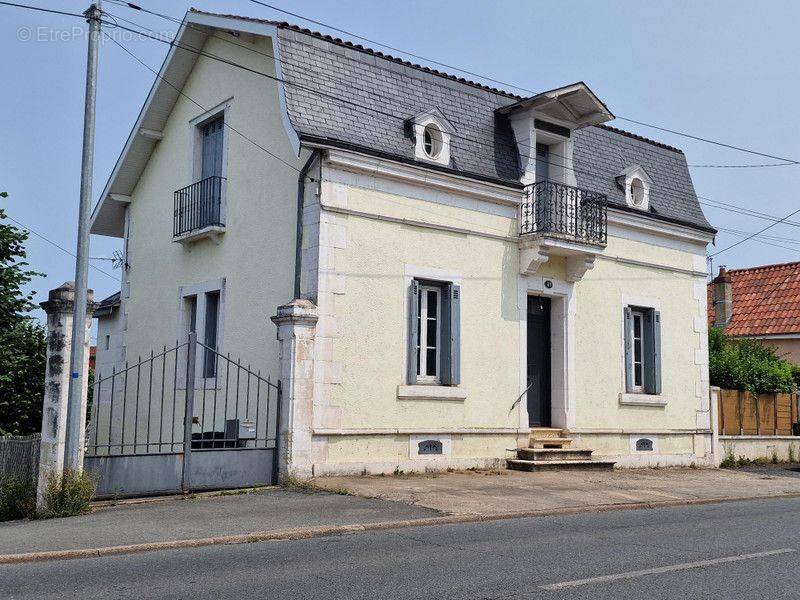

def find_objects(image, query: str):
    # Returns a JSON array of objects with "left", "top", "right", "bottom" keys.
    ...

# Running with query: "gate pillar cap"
[
  {"left": 40, "top": 281, "right": 97, "bottom": 315},
  {"left": 271, "top": 298, "right": 318, "bottom": 327}
]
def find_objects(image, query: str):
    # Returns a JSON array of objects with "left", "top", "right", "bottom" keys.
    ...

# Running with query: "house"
[
  {"left": 709, "top": 263, "right": 800, "bottom": 363},
  {"left": 89, "top": 10, "right": 716, "bottom": 482}
]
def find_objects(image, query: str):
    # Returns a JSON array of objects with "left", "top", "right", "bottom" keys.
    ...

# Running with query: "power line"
[
  {"left": 100, "top": 5, "right": 800, "bottom": 238},
  {"left": 100, "top": 9, "right": 800, "bottom": 250},
  {"left": 5, "top": 214, "right": 117, "bottom": 280},
  {"left": 710, "top": 205, "right": 800, "bottom": 257},
  {"left": 0, "top": 1, "right": 84, "bottom": 18},
  {"left": 101, "top": 30, "right": 313, "bottom": 181},
  {"left": 617, "top": 117, "right": 798, "bottom": 166},
  {"left": 110, "top": 2, "right": 797, "bottom": 175},
  {"left": 243, "top": 1, "right": 800, "bottom": 168}
]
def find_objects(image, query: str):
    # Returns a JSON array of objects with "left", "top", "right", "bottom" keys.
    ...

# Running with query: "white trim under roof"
[{"left": 90, "top": 11, "right": 300, "bottom": 238}]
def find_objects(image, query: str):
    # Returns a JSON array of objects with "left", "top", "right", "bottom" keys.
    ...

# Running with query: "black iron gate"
[{"left": 84, "top": 333, "right": 281, "bottom": 498}]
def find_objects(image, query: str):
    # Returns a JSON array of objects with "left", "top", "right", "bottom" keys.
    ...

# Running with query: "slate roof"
[
  {"left": 192, "top": 11, "right": 714, "bottom": 232},
  {"left": 707, "top": 262, "right": 800, "bottom": 336}
]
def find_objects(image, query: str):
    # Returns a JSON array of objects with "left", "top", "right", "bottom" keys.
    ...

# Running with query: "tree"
[
  {"left": 0, "top": 192, "right": 47, "bottom": 436},
  {"left": 708, "top": 327, "right": 795, "bottom": 395}
]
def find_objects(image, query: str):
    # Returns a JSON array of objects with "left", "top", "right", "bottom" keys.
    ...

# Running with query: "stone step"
[
  {"left": 530, "top": 427, "right": 563, "bottom": 439},
  {"left": 529, "top": 437, "right": 573, "bottom": 449},
  {"left": 506, "top": 458, "right": 616, "bottom": 472},
  {"left": 516, "top": 448, "right": 593, "bottom": 461}
]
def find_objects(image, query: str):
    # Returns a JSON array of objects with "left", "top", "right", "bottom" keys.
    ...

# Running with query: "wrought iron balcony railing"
[
  {"left": 519, "top": 180, "right": 607, "bottom": 245},
  {"left": 173, "top": 176, "right": 225, "bottom": 238}
]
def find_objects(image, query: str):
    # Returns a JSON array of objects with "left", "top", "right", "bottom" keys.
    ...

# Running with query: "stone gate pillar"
[
  {"left": 37, "top": 282, "right": 95, "bottom": 506},
  {"left": 271, "top": 299, "right": 318, "bottom": 480}
]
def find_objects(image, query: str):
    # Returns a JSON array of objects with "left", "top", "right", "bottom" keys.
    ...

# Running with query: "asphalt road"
[{"left": 4, "top": 497, "right": 800, "bottom": 599}]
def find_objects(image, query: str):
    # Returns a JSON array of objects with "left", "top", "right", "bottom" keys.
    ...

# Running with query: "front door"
[{"left": 527, "top": 296, "right": 551, "bottom": 427}]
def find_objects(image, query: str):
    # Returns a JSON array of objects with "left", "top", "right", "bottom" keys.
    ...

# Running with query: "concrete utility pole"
[{"left": 65, "top": 1, "right": 102, "bottom": 472}]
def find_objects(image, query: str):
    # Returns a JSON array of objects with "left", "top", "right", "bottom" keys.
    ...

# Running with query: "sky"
[{"left": 2, "top": 0, "right": 800, "bottom": 329}]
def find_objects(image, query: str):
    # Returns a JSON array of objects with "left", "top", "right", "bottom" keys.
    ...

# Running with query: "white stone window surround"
[
  {"left": 617, "top": 165, "right": 653, "bottom": 212},
  {"left": 619, "top": 293, "right": 665, "bottom": 406},
  {"left": 517, "top": 275, "right": 576, "bottom": 431},
  {"left": 177, "top": 277, "right": 226, "bottom": 388},
  {"left": 410, "top": 109, "right": 455, "bottom": 167},
  {"left": 188, "top": 98, "right": 232, "bottom": 221},
  {"left": 401, "top": 264, "right": 466, "bottom": 400}
]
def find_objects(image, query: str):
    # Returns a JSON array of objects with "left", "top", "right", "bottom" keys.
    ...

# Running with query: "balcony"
[
  {"left": 518, "top": 180, "right": 607, "bottom": 281},
  {"left": 173, "top": 176, "right": 226, "bottom": 244}
]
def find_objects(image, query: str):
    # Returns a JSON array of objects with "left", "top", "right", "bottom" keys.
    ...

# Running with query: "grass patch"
[
  {"left": 38, "top": 468, "right": 95, "bottom": 519},
  {"left": 280, "top": 475, "right": 352, "bottom": 496},
  {"left": 0, "top": 476, "right": 37, "bottom": 521}
]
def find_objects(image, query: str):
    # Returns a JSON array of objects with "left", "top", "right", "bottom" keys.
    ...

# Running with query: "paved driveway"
[{"left": 313, "top": 466, "right": 800, "bottom": 515}]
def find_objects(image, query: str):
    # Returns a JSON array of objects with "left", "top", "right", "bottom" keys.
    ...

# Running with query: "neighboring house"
[
  {"left": 93, "top": 291, "right": 123, "bottom": 376},
  {"left": 90, "top": 10, "right": 716, "bottom": 477},
  {"left": 709, "top": 263, "right": 800, "bottom": 363}
]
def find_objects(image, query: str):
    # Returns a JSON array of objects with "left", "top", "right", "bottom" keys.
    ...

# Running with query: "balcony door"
[
  {"left": 201, "top": 117, "right": 224, "bottom": 180},
  {"left": 527, "top": 295, "right": 551, "bottom": 427}
]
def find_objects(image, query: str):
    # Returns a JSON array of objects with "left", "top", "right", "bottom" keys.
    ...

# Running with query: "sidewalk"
[
  {"left": 0, "top": 487, "right": 439, "bottom": 559},
  {"left": 3, "top": 466, "right": 800, "bottom": 564}
]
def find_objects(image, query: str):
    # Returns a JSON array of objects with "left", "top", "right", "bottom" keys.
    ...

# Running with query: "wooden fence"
[{"left": 718, "top": 389, "right": 798, "bottom": 436}]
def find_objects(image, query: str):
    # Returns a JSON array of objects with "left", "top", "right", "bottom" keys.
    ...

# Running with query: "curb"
[{"left": 3, "top": 492, "right": 800, "bottom": 565}]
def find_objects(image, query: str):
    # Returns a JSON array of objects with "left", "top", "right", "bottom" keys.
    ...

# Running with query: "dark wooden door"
[{"left": 527, "top": 296, "right": 551, "bottom": 427}]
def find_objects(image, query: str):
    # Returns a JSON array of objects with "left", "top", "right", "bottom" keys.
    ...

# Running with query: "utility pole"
[{"left": 65, "top": 1, "right": 102, "bottom": 472}]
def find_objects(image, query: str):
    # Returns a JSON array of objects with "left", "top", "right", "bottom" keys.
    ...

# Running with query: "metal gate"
[{"left": 84, "top": 332, "right": 281, "bottom": 498}]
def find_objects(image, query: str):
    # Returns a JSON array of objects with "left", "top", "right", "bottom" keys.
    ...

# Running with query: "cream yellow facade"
[
  {"left": 120, "top": 33, "right": 305, "bottom": 375},
  {"left": 299, "top": 153, "right": 713, "bottom": 474},
  {"left": 91, "top": 15, "right": 716, "bottom": 478}
]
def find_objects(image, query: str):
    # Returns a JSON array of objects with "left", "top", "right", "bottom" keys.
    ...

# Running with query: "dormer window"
[
  {"left": 423, "top": 124, "right": 443, "bottom": 159},
  {"left": 630, "top": 177, "right": 645, "bottom": 206},
  {"left": 617, "top": 165, "right": 652, "bottom": 211},
  {"left": 408, "top": 108, "right": 455, "bottom": 166}
]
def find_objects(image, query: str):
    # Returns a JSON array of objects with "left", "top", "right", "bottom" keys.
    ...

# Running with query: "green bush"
[
  {"left": 709, "top": 328, "right": 795, "bottom": 395},
  {"left": 39, "top": 468, "right": 95, "bottom": 519},
  {"left": 0, "top": 476, "right": 37, "bottom": 521}
]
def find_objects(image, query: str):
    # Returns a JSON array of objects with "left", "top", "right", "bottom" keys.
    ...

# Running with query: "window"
[
  {"left": 407, "top": 280, "right": 460, "bottom": 386},
  {"left": 624, "top": 306, "right": 661, "bottom": 395},
  {"left": 618, "top": 165, "right": 652, "bottom": 211},
  {"left": 416, "top": 285, "right": 441, "bottom": 381},
  {"left": 180, "top": 279, "right": 225, "bottom": 383},
  {"left": 535, "top": 143, "right": 550, "bottom": 182},
  {"left": 630, "top": 309, "right": 644, "bottom": 390},
  {"left": 422, "top": 123, "right": 443, "bottom": 159},
  {"left": 104, "top": 334, "right": 110, "bottom": 351},
  {"left": 410, "top": 109, "right": 454, "bottom": 166},
  {"left": 630, "top": 177, "right": 645, "bottom": 206},
  {"left": 203, "top": 291, "right": 220, "bottom": 377}
]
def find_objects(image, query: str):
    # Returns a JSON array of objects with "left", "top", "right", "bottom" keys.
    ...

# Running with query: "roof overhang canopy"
[{"left": 496, "top": 82, "right": 614, "bottom": 127}]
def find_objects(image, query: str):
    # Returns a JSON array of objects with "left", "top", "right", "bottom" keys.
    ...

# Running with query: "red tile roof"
[{"left": 708, "top": 261, "right": 800, "bottom": 336}]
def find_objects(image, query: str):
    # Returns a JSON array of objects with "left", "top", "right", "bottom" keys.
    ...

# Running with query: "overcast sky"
[{"left": 3, "top": 0, "right": 800, "bottom": 329}]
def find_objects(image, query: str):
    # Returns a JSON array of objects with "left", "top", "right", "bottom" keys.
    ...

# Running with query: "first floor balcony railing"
[
  {"left": 520, "top": 180, "right": 607, "bottom": 245},
  {"left": 173, "top": 176, "right": 225, "bottom": 238}
]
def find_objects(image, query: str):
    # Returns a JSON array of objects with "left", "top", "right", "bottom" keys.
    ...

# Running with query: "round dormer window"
[
  {"left": 630, "top": 177, "right": 646, "bottom": 207},
  {"left": 423, "top": 123, "right": 443, "bottom": 159}
]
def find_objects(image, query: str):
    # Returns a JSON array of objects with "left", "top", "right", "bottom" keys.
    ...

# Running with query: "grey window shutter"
[
  {"left": 651, "top": 310, "right": 662, "bottom": 395},
  {"left": 643, "top": 309, "right": 662, "bottom": 395},
  {"left": 407, "top": 280, "right": 420, "bottom": 385},
  {"left": 441, "top": 283, "right": 461, "bottom": 386},
  {"left": 623, "top": 307, "right": 634, "bottom": 392}
]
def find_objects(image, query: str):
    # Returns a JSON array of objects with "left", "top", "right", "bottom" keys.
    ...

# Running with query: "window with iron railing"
[
  {"left": 173, "top": 175, "right": 226, "bottom": 237},
  {"left": 519, "top": 180, "right": 607, "bottom": 245}
]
